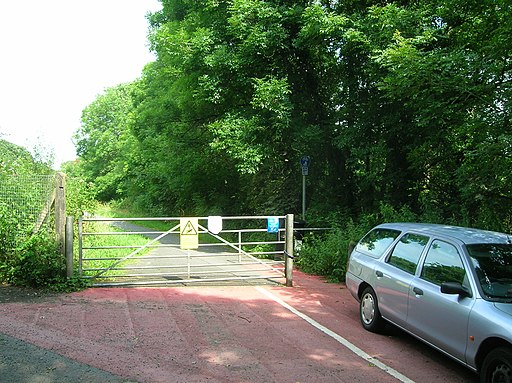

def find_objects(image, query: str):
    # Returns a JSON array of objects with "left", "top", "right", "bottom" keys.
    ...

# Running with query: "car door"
[
  {"left": 375, "top": 232, "right": 429, "bottom": 327},
  {"left": 406, "top": 239, "right": 474, "bottom": 362}
]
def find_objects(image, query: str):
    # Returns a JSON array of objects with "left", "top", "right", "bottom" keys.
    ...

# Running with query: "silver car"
[{"left": 346, "top": 222, "right": 512, "bottom": 383}]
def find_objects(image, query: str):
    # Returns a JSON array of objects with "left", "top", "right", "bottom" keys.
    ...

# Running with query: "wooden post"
[
  {"left": 54, "top": 172, "right": 66, "bottom": 255},
  {"left": 65, "top": 216, "right": 74, "bottom": 278},
  {"left": 285, "top": 214, "right": 294, "bottom": 287}
]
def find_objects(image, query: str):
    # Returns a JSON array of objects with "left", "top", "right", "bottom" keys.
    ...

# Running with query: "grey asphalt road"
[{"left": 0, "top": 333, "right": 133, "bottom": 383}]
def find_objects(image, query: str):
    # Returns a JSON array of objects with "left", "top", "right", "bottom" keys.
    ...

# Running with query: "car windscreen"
[{"left": 467, "top": 243, "right": 512, "bottom": 301}]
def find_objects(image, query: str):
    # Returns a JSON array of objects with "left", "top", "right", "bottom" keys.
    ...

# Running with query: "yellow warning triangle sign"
[
  {"left": 181, "top": 220, "right": 198, "bottom": 235},
  {"left": 180, "top": 218, "right": 199, "bottom": 250}
]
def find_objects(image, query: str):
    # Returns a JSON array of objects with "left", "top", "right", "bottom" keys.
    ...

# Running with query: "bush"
[
  {"left": 297, "top": 203, "right": 421, "bottom": 282},
  {"left": 66, "top": 176, "right": 98, "bottom": 219},
  {"left": 297, "top": 222, "right": 366, "bottom": 282},
  {"left": 0, "top": 203, "right": 19, "bottom": 258},
  {"left": 0, "top": 145, "right": 95, "bottom": 291},
  {"left": 0, "top": 201, "right": 89, "bottom": 291},
  {"left": 0, "top": 231, "right": 65, "bottom": 288}
]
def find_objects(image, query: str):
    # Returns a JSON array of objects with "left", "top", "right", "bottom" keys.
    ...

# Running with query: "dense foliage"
[
  {"left": 73, "top": 0, "right": 512, "bottom": 231},
  {"left": 71, "top": 0, "right": 512, "bottom": 280},
  {"left": 0, "top": 139, "right": 53, "bottom": 175},
  {"left": 0, "top": 139, "right": 93, "bottom": 289}
]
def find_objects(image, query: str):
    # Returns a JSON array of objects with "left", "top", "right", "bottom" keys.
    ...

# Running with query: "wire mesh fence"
[{"left": 0, "top": 173, "right": 56, "bottom": 244}]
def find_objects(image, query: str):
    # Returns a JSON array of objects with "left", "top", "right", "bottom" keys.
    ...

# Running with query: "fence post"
[
  {"left": 285, "top": 214, "right": 294, "bottom": 287},
  {"left": 55, "top": 172, "right": 66, "bottom": 255},
  {"left": 65, "top": 216, "right": 74, "bottom": 278}
]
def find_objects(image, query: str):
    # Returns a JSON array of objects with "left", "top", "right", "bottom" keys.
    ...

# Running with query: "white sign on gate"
[{"left": 208, "top": 216, "right": 223, "bottom": 234}]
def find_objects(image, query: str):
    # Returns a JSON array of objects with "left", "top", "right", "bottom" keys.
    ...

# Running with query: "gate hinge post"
[{"left": 285, "top": 214, "right": 294, "bottom": 287}]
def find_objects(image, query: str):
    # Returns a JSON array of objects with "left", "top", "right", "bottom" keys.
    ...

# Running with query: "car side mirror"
[{"left": 441, "top": 282, "right": 472, "bottom": 298}]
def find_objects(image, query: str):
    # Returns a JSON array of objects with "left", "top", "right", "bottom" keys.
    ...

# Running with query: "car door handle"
[
  {"left": 376, "top": 270, "right": 383, "bottom": 277},
  {"left": 413, "top": 287, "right": 423, "bottom": 295}
]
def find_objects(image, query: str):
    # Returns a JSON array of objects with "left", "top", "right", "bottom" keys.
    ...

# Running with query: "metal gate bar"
[{"left": 78, "top": 215, "right": 294, "bottom": 286}]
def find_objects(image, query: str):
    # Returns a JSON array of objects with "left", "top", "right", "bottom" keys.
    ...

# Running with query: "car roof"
[{"left": 376, "top": 222, "right": 512, "bottom": 245}]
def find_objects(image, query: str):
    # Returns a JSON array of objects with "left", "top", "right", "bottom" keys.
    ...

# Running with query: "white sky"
[{"left": 0, "top": 0, "right": 162, "bottom": 169}]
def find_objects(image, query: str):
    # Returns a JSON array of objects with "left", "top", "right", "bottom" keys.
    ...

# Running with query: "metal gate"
[{"left": 78, "top": 215, "right": 294, "bottom": 287}]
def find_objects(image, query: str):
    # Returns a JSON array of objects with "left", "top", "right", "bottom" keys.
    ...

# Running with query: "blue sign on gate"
[{"left": 267, "top": 217, "right": 280, "bottom": 233}]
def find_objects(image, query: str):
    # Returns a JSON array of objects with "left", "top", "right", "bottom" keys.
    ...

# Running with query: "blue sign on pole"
[
  {"left": 300, "top": 156, "right": 311, "bottom": 167},
  {"left": 267, "top": 217, "right": 280, "bottom": 233},
  {"left": 300, "top": 155, "right": 311, "bottom": 176}
]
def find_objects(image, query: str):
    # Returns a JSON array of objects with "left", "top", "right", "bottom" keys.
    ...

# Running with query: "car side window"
[
  {"left": 387, "top": 233, "right": 429, "bottom": 274},
  {"left": 356, "top": 228, "right": 401, "bottom": 258},
  {"left": 421, "top": 240, "right": 466, "bottom": 286}
]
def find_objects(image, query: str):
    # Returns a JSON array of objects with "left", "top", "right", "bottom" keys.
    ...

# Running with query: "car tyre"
[
  {"left": 481, "top": 347, "right": 512, "bottom": 383},
  {"left": 360, "top": 286, "right": 384, "bottom": 333}
]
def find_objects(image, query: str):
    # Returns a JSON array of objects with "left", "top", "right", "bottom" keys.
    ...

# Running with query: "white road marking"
[{"left": 255, "top": 286, "right": 416, "bottom": 383}]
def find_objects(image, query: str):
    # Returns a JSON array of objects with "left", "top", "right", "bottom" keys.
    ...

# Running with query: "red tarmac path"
[{"left": 0, "top": 271, "right": 477, "bottom": 383}]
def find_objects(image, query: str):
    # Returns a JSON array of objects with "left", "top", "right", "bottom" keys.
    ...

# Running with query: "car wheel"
[
  {"left": 481, "top": 347, "right": 512, "bottom": 383},
  {"left": 360, "top": 286, "right": 384, "bottom": 333}
]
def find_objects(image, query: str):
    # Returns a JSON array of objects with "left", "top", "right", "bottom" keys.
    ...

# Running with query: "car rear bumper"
[{"left": 345, "top": 271, "right": 362, "bottom": 302}]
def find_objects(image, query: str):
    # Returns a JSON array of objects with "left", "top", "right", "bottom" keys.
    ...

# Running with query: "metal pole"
[
  {"left": 187, "top": 250, "right": 191, "bottom": 279},
  {"left": 65, "top": 216, "right": 74, "bottom": 278},
  {"left": 285, "top": 214, "right": 294, "bottom": 287},
  {"left": 238, "top": 231, "right": 242, "bottom": 262},
  {"left": 302, "top": 175, "right": 306, "bottom": 219},
  {"left": 78, "top": 216, "right": 83, "bottom": 276}
]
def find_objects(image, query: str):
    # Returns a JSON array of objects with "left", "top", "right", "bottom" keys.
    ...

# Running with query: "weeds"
[
  {"left": 79, "top": 220, "right": 154, "bottom": 279},
  {"left": 297, "top": 203, "right": 424, "bottom": 282}
]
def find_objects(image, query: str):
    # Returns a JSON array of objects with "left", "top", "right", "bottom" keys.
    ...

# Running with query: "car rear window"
[{"left": 356, "top": 228, "right": 401, "bottom": 258}]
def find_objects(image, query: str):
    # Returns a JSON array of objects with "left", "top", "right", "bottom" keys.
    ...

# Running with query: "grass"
[
  {"left": 79, "top": 207, "right": 156, "bottom": 280},
  {"left": 96, "top": 203, "right": 171, "bottom": 231}
]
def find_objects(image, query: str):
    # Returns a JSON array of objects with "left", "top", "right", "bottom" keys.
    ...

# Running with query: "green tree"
[
  {"left": 0, "top": 139, "right": 50, "bottom": 175},
  {"left": 369, "top": 0, "right": 512, "bottom": 227},
  {"left": 75, "top": 0, "right": 512, "bottom": 233},
  {"left": 74, "top": 83, "right": 139, "bottom": 201}
]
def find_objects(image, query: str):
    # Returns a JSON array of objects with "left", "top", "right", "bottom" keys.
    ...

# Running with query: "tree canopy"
[
  {"left": 0, "top": 139, "right": 52, "bottom": 175},
  {"left": 72, "top": 0, "right": 512, "bottom": 231}
]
